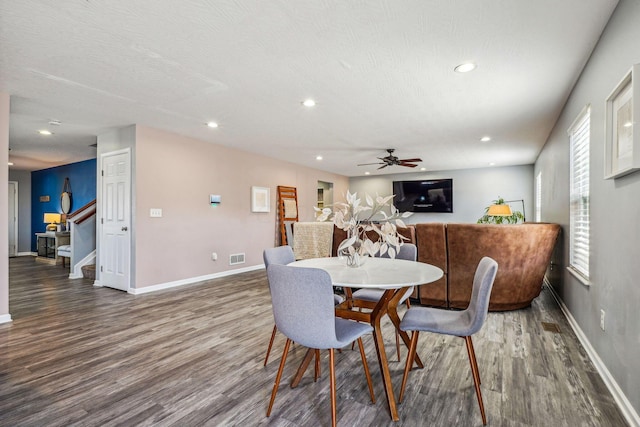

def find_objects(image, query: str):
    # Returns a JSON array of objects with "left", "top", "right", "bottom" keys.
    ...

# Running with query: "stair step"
[{"left": 81, "top": 264, "right": 96, "bottom": 280}]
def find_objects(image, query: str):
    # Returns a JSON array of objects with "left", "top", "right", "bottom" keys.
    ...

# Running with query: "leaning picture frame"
[
  {"left": 605, "top": 64, "right": 640, "bottom": 179},
  {"left": 251, "top": 186, "right": 270, "bottom": 212}
]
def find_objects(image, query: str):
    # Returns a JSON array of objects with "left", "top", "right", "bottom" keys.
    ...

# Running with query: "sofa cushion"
[{"left": 57, "top": 245, "right": 71, "bottom": 257}]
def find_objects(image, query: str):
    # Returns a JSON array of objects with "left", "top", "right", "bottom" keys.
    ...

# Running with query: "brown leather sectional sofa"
[{"left": 332, "top": 222, "right": 560, "bottom": 311}]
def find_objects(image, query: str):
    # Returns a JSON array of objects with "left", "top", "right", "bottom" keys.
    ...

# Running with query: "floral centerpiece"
[{"left": 315, "top": 190, "right": 413, "bottom": 267}]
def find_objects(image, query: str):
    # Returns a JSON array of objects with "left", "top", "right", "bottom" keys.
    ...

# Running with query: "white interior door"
[
  {"left": 8, "top": 181, "right": 17, "bottom": 257},
  {"left": 100, "top": 150, "right": 131, "bottom": 291}
]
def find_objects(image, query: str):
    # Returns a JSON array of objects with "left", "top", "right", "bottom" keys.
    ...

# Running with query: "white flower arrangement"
[{"left": 315, "top": 190, "right": 413, "bottom": 263}]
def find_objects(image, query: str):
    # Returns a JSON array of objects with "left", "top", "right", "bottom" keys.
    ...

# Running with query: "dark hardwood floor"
[{"left": 0, "top": 256, "right": 628, "bottom": 426}]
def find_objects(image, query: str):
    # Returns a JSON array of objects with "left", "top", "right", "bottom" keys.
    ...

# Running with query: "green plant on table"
[{"left": 477, "top": 197, "right": 524, "bottom": 224}]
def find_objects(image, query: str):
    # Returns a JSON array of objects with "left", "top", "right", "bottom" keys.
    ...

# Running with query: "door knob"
[{"left": 121, "top": 226, "right": 128, "bottom": 231}]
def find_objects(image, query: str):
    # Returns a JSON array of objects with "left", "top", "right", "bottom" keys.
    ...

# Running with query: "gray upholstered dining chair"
[
  {"left": 351, "top": 243, "right": 417, "bottom": 360},
  {"left": 263, "top": 246, "right": 344, "bottom": 366},
  {"left": 266, "top": 264, "right": 375, "bottom": 427},
  {"left": 398, "top": 256, "right": 498, "bottom": 425}
]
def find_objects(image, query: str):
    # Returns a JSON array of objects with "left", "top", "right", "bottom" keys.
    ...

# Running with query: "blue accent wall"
[{"left": 31, "top": 159, "right": 96, "bottom": 251}]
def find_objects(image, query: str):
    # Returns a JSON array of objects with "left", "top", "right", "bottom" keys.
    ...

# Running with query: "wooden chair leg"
[
  {"left": 329, "top": 348, "right": 337, "bottom": 427},
  {"left": 467, "top": 334, "right": 481, "bottom": 385},
  {"left": 267, "top": 339, "right": 291, "bottom": 417},
  {"left": 314, "top": 349, "right": 321, "bottom": 381},
  {"left": 394, "top": 299, "right": 412, "bottom": 362},
  {"left": 357, "top": 337, "right": 376, "bottom": 403},
  {"left": 264, "top": 324, "right": 278, "bottom": 366},
  {"left": 464, "top": 336, "right": 487, "bottom": 425},
  {"left": 399, "top": 331, "right": 419, "bottom": 403}
]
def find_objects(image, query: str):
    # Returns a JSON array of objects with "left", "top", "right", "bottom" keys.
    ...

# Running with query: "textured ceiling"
[{"left": 0, "top": 0, "right": 618, "bottom": 175}]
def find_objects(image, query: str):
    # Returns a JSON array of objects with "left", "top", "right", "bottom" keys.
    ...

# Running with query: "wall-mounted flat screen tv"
[{"left": 392, "top": 179, "right": 453, "bottom": 213}]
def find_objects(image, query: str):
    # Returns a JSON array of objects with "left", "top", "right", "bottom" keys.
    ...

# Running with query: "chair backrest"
[
  {"left": 267, "top": 264, "right": 339, "bottom": 349},
  {"left": 464, "top": 256, "right": 498, "bottom": 335},
  {"left": 263, "top": 246, "right": 295, "bottom": 268},
  {"left": 378, "top": 243, "right": 417, "bottom": 261}
]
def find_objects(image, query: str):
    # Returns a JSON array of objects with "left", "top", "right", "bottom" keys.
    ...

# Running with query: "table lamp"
[
  {"left": 486, "top": 204, "right": 513, "bottom": 216},
  {"left": 43, "top": 213, "right": 62, "bottom": 231}
]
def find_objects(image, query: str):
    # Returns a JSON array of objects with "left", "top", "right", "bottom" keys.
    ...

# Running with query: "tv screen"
[{"left": 393, "top": 179, "right": 453, "bottom": 213}]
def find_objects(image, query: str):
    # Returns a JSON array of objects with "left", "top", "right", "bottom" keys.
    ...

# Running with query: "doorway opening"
[{"left": 317, "top": 181, "right": 333, "bottom": 214}]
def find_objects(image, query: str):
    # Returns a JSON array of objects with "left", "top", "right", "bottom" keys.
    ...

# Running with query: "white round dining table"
[
  {"left": 290, "top": 256, "right": 443, "bottom": 289},
  {"left": 288, "top": 256, "right": 444, "bottom": 422}
]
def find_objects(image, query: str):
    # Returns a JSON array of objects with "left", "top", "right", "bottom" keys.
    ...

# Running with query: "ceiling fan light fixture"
[{"left": 454, "top": 62, "right": 476, "bottom": 73}]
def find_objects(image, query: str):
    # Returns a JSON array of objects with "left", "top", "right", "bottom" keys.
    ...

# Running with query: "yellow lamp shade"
[
  {"left": 44, "top": 213, "right": 62, "bottom": 231},
  {"left": 487, "top": 204, "right": 513, "bottom": 216}
]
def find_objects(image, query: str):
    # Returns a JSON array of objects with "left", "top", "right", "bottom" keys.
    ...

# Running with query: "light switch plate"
[{"left": 150, "top": 208, "right": 162, "bottom": 218}]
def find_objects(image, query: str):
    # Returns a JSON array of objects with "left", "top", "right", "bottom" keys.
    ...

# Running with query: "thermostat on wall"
[{"left": 210, "top": 194, "right": 221, "bottom": 206}]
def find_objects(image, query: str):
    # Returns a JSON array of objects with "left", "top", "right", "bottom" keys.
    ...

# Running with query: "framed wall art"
[
  {"left": 251, "top": 186, "right": 270, "bottom": 212},
  {"left": 605, "top": 64, "right": 640, "bottom": 179}
]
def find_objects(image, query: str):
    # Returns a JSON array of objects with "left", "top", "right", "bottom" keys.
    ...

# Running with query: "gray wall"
[
  {"left": 9, "top": 170, "right": 31, "bottom": 254},
  {"left": 535, "top": 0, "right": 640, "bottom": 418},
  {"left": 349, "top": 165, "right": 533, "bottom": 224}
]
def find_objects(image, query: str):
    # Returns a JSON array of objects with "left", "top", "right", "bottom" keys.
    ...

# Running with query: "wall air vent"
[{"left": 229, "top": 253, "right": 245, "bottom": 265}]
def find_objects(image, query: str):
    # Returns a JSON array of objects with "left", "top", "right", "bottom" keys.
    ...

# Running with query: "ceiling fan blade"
[
  {"left": 399, "top": 158, "right": 422, "bottom": 163},
  {"left": 398, "top": 162, "right": 419, "bottom": 168},
  {"left": 377, "top": 164, "right": 389, "bottom": 170},
  {"left": 358, "top": 162, "right": 384, "bottom": 166}
]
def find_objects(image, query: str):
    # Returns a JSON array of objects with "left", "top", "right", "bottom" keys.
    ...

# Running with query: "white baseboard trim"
[
  {"left": 545, "top": 282, "right": 640, "bottom": 427},
  {"left": 16, "top": 252, "right": 36, "bottom": 257},
  {"left": 128, "top": 264, "right": 265, "bottom": 295},
  {"left": 93, "top": 280, "right": 103, "bottom": 287},
  {"left": 0, "top": 314, "right": 12, "bottom": 324},
  {"left": 70, "top": 250, "right": 96, "bottom": 279}
]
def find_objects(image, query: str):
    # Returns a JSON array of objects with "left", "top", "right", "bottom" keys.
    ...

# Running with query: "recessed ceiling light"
[
  {"left": 480, "top": 136, "right": 491, "bottom": 142},
  {"left": 420, "top": 167, "right": 426, "bottom": 171},
  {"left": 489, "top": 162, "right": 496, "bottom": 166},
  {"left": 316, "top": 155, "right": 323, "bottom": 161},
  {"left": 302, "top": 99, "right": 316, "bottom": 107},
  {"left": 364, "top": 171, "right": 370, "bottom": 175},
  {"left": 38, "top": 130, "right": 52, "bottom": 135},
  {"left": 454, "top": 62, "right": 476, "bottom": 73},
  {"left": 206, "top": 122, "right": 218, "bottom": 128}
]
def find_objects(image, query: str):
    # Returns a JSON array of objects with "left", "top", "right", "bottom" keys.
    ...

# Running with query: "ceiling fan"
[{"left": 357, "top": 149, "right": 422, "bottom": 169}]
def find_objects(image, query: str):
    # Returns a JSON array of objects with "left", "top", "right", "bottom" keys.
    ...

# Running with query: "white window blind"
[
  {"left": 568, "top": 107, "right": 590, "bottom": 280},
  {"left": 535, "top": 172, "right": 542, "bottom": 222}
]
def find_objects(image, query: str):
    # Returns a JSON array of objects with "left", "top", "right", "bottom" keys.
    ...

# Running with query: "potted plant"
[
  {"left": 315, "top": 191, "right": 412, "bottom": 267},
  {"left": 477, "top": 197, "right": 525, "bottom": 224}
]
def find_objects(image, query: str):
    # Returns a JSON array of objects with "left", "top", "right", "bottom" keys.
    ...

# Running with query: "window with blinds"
[
  {"left": 535, "top": 171, "right": 542, "bottom": 222},
  {"left": 568, "top": 106, "right": 590, "bottom": 281}
]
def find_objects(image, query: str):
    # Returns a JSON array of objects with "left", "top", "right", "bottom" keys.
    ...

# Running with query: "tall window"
[
  {"left": 535, "top": 171, "right": 542, "bottom": 222},
  {"left": 568, "top": 106, "right": 590, "bottom": 281}
]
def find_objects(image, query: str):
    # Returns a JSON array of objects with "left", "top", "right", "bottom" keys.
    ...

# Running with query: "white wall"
[
  {"left": 133, "top": 125, "right": 348, "bottom": 289},
  {"left": 8, "top": 170, "right": 31, "bottom": 254},
  {"left": 535, "top": 0, "right": 640, "bottom": 421},
  {"left": 348, "top": 165, "right": 533, "bottom": 224},
  {"left": 0, "top": 92, "right": 10, "bottom": 322}
]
